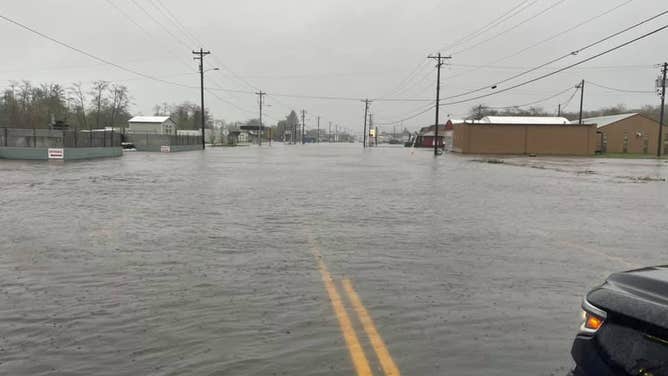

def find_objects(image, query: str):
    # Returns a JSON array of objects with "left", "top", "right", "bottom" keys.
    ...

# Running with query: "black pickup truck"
[{"left": 572, "top": 266, "right": 668, "bottom": 376}]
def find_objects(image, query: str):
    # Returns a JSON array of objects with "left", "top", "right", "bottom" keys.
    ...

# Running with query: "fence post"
[
  {"left": 33, "top": 128, "right": 37, "bottom": 148},
  {"left": 3, "top": 128, "right": 7, "bottom": 147}
]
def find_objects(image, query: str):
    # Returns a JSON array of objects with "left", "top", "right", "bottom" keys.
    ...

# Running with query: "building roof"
[
  {"left": 480, "top": 116, "right": 571, "bottom": 124},
  {"left": 576, "top": 113, "right": 638, "bottom": 128},
  {"left": 128, "top": 116, "right": 172, "bottom": 123}
]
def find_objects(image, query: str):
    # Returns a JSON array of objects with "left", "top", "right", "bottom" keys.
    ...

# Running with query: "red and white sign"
[
  {"left": 47, "top": 148, "right": 64, "bottom": 159},
  {"left": 160, "top": 145, "right": 171, "bottom": 153}
]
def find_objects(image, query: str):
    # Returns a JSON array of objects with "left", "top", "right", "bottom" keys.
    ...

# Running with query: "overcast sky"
[{"left": 1, "top": 0, "right": 666, "bottom": 132}]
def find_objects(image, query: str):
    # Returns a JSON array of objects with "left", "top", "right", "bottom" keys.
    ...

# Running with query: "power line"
[
  {"left": 0, "top": 12, "right": 200, "bottom": 89},
  {"left": 443, "top": 0, "right": 635, "bottom": 81},
  {"left": 451, "top": 0, "right": 569, "bottom": 56},
  {"left": 585, "top": 80, "right": 655, "bottom": 94},
  {"left": 439, "top": 24, "right": 668, "bottom": 107},
  {"left": 377, "top": 0, "right": 538, "bottom": 100},
  {"left": 441, "top": 0, "right": 538, "bottom": 52},
  {"left": 375, "top": 104, "right": 435, "bottom": 126},
  {"left": 440, "top": 10, "right": 668, "bottom": 102},
  {"left": 559, "top": 86, "right": 580, "bottom": 111},
  {"left": 149, "top": 0, "right": 202, "bottom": 47},
  {"left": 103, "top": 0, "right": 194, "bottom": 72},
  {"left": 128, "top": 0, "right": 192, "bottom": 51},
  {"left": 487, "top": 85, "right": 576, "bottom": 109}
]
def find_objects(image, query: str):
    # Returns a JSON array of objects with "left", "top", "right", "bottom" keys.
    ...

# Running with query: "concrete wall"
[
  {"left": 452, "top": 123, "right": 597, "bottom": 156},
  {"left": 64, "top": 147, "right": 122, "bottom": 159},
  {"left": 0, "top": 147, "right": 122, "bottom": 160},
  {"left": 598, "top": 115, "right": 665, "bottom": 154},
  {"left": 133, "top": 144, "right": 202, "bottom": 152},
  {"left": 0, "top": 147, "right": 47, "bottom": 160}
]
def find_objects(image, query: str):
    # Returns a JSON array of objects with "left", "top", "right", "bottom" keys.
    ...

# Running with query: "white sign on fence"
[
  {"left": 47, "top": 148, "right": 64, "bottom": 159},
  {"left": 160, "top": 145, "right": 171, "bottom": 153}
]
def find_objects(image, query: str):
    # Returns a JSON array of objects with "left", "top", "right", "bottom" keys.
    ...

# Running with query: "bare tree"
[
  {"left": 68, "top": 82, "right": 88, "bottom": 129},
  {"left": 90, "top": 80, "right": 109, "bottom": 129},
  {"left": 107, "top": 84, "right": 130, "bottom": 130}
]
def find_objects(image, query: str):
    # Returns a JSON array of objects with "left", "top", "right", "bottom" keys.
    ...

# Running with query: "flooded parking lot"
[{"left": 1, "top": 144, "right": 667, "bottom": 376}]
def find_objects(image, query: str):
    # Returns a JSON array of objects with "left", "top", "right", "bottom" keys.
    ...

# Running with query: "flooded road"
[{"left": 1, "top": 144, "right": 667, "bottom": 376}]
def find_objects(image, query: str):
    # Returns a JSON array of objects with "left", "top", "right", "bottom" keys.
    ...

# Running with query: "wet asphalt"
[{"left": 0, "top": 144, "right": 666, "bottom": 375}]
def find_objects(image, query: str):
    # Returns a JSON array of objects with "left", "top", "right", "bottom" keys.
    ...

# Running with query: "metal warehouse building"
[
  {"left": 452, "top": 116, "right": 597, "bottom": 156},
  {"left": 579, "top": 113, "right": 665, "bottom": 154}
]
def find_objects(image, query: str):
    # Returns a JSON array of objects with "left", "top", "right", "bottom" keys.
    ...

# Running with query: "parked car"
[
  {"left": 121, "top": 142, "right": 136, "bottom": 151},
  {"left": 571, "top": 265, "right": 668, "bottom": 376}
]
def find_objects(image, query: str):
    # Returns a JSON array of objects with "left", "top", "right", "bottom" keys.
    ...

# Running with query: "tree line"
[
  {"left": 468, "top": 103, "right": 664, "bottom": 122},
  {"left": 0, "top": 80, "right": 131, "bottom": 129}
]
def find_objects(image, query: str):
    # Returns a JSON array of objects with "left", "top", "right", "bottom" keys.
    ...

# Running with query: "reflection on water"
[{"left": 0, "top": 145, "right": 666, "bottom": 375}]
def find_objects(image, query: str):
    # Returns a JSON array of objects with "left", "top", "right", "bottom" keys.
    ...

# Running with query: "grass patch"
[{"left": 595, "top": 153, "right": 668, "bottom": 159}]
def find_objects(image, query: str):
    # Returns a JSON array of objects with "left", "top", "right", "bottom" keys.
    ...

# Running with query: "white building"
[
  {"left": 128, "top": 116, "right": 177, "bottom": 134},
  {"left": 479, "top": 116, "right": 571, "bottom": 124}
]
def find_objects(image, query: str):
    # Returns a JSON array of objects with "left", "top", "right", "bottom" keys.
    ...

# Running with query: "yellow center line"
[
  {"left": 312, "top": 245, "right": 373, "bottom": 376},
  {"left": 342, "top": 279, "right": 401, "bottom": 376}
]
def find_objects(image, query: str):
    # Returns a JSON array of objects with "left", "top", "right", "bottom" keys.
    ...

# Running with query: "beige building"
[
  {"left": 452, "top": 116, "right": 597, "bottom": 156},
  {"left": 579, "top": 113, "right": 665, "bottom": 154},
  {"left": 128, "top": 116, "right": 177, "bottom": 135}
]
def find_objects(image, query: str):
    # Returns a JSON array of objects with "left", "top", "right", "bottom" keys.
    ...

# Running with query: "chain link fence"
[
  {"left": 126, "top": 133, "right": 201, "bottom": 148},
  {"left": 0, "top": 128, "right": 122, "bottom": 148}
]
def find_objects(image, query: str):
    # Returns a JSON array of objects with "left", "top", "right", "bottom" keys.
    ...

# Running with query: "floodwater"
[{"left": 1, "top": 144, "right": 667, "bottom": 376}]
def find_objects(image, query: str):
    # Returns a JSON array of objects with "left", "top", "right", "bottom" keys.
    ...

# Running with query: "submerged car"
[{"left": 571, "top": 266, "right": 668, "bottom": 376}]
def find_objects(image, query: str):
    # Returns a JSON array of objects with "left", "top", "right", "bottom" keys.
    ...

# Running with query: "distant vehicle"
[
  {"left": 121, "top": 142, "right": 136, "bottom": 151},
  {"left": 571, "top": 266, "right": 668, "bottom": 375}
]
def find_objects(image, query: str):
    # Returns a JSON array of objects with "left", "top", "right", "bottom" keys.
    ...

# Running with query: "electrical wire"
[
  {"left": 444, "top": 0, "right": 634, "bottom": 82},
  {"left": 0, "top": 12, "right": 200, "bottom": 90},
  {"left": 440, "top": 10, "right": 668, "bottom": 102},
  {"left": 103, "top": 0, "right": 195, "bottom": 72},
  {"left": 127, "top": 0, "right": 192, "bottom": 51},
  {"left": 441, "top": 0, "right": 538, "bottom": 52},
  {"left": 559, "top": 87, "right": 580, "bottom": 110},
  {"left": 586, "top": 80, "right": 655, "bottom": 94},
  {"left": 451, "top": 0, "right": 569, "bottom": 56},
  {"left": 486, "top": 85, "right": 576, "bottom": 109},
  {"left": 378, "top": 0, "right": 538, "bottom": 100},
  {"left": 439, "top": 24, "right": 668, "bottom": 107},
  {"left": 375, "top": 104, "right": 435, "bottom": 126}
]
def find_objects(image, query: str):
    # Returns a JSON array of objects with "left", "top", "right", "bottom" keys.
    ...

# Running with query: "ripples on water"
[{"left": 0, "top": 145, "right": 666, "bottom": 375}]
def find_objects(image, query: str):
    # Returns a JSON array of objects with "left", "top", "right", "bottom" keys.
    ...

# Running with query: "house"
[
  {"left": 127, "top": 116, "right": 177, "bottom": 135},
  {"left": 452, "top": 116, "right": 597, "bottom": 155},
  {"left": 414, "top": 121, "right": 456, "bottom": 148},
  {"left": 577, "top": 113, "right": 665, "bottom": 154}
]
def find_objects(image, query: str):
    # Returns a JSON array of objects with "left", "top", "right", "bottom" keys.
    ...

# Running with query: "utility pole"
[
  {"left": 317, "top": 116, "right": 320, "bottom": 143},
  {"left": 578, "top": 79, "right": 585, "bottom": 125},
  {"left": 557, "top": 104, "right": 561, "bottom": 117},
  {"left": 335, "top": 124, "right": 338, "bottom": 143},
  {"left": 375, "top": 126, "right": 378, "bottom": 146},
  {"left": 428, "top": 53, "right": 452, "bottom": 156},
  {"left": 292, "top": 118, "right": 296, "bottom": 144},
  {"left": 657, "top": 62, "right": 667, "bottom": 157},
  {"left": 193, "top": 48, "right": 211, "bottom": 150},
  {"left": 362, "top": 99, "right": 371, "bottom": 148},
  {"left": 369, "top": 113, "right": 373, "bottom": 147},
  {"left": 329, "top": 121, "right": 332, "bottom": 143},
  {"left": 255, "top": 91, "right": 266, "bottom": 146},
  {"left": 301, "top": 109, "right": 307, "bottom": 144}
]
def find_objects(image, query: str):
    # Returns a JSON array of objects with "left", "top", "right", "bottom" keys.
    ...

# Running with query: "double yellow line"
[{"left": 311, "top": 240, "right": 400, "bottom": 376}]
